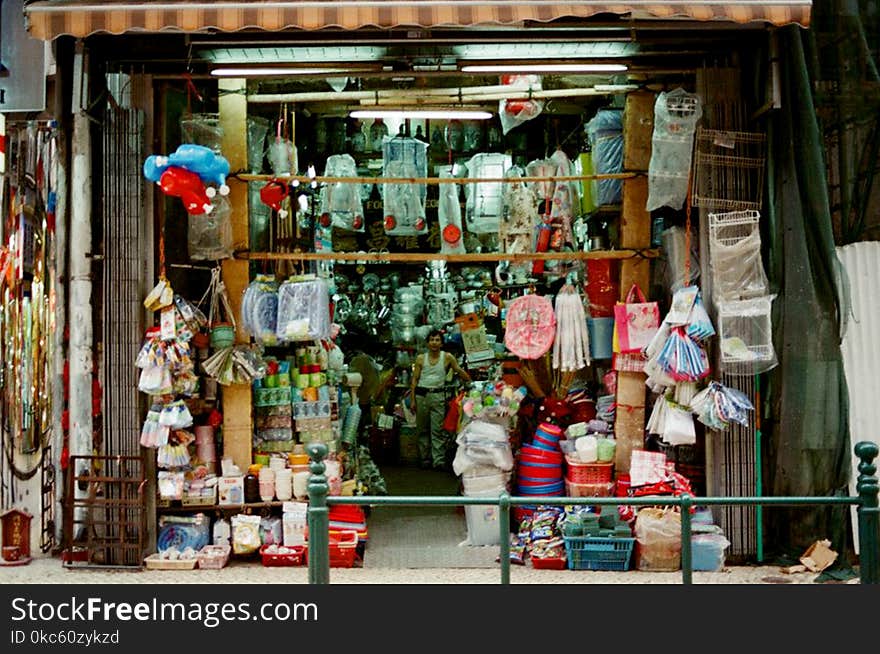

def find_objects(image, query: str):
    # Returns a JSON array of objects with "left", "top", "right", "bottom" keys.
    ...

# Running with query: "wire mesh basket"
[
  {"left": 717, "top": 296, "right": 778, "bottom": 375},
  {"left": 708, "top": 209, "right": 769, "bottom": 302},
  {"left": 693, "top": 128, "right": 767, "bottom": 210}
]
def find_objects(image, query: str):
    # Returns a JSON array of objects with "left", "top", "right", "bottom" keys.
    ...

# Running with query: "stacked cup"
[
  {"left": 258, "top": 466, "right": 276, "bottom": 501},
  {"left": 275, "top": 468, "right": 293, "bottom": 501}
]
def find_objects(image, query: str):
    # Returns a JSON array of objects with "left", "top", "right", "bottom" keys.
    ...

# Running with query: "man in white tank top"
[{"left": 410, "top": 329, "right": 471, "bottom": 469}]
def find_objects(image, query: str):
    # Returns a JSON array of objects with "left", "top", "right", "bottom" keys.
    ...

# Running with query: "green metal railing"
[{"left": 306, "top": 441, "right": 880, "bottom": 585}]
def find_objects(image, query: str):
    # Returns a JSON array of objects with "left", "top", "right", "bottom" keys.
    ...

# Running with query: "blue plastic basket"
[{"left": 563, "top": 536, "right": 635, "bottom": 571}]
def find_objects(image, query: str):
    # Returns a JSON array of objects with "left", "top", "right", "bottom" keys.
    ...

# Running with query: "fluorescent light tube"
[
  {"left": 460, "top": 63, "right": 628, "bottom": 74},
  {"left": 350, "top": 109, "right": 493, "bottom": 120},
  {"left": 211, "top": 67, "right": 357, "bottom": 77}
]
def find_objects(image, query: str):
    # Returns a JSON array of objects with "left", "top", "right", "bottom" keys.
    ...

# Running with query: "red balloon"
[{"left": 159, "top": 166, "right": 211, "bottom": 214}]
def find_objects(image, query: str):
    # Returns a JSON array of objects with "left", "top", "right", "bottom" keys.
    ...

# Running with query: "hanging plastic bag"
[
  {"left": 276, "top": 277, "right": 331, "bottom": 342},
  {"left": 188, "top": 193, "right": 233, "bottom": 260},
  {"left": 498, "top": 75, "right": 544, "bottom": 135},
  {"left": 241, "top": 274, "right": 279, "bottom": 346},
  {"left": 318, "top": 154, "right": 365, "bottom": 232},
  {"left": 383, "top": 136, "right": 428, "bottom": 235},
  {"left": 465, "top": 152, "right": 513, "bottom": 234},
  {"left": 585, "top": 108, "right": 624, "bottom": 206},
  {"left": 646, "top": 88, "right": 702, "bottom": 211},
  {"left": 437, "top": 167, "right": 465, "bottom": 254}
]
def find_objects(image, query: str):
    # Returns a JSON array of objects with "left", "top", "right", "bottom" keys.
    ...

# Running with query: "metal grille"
[
  {"left": 92, "top": 88, "right": 148, "bottom": 566},
  {"left": 709, "top": 374, "right": 759, "bottom": 563},
  {"left": 102, "top": 104, "right": 145, "bottom": 459},
  {"left": 63, "top": 455, "right": 146, "bottom": 568}
]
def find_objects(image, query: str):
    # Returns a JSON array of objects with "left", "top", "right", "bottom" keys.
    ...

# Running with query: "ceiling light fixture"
[
  {"left": 211, "top": 67, "right": 366, "bottom": 77},
  {"left": 350, "top": 109, "right": 493, "bottom": 121},
  {"left": 460, "top": 63, "right": 628, "bottom": 74}
]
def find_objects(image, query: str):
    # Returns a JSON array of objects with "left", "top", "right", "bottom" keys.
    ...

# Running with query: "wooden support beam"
[{"left": 218, "top": 77, "right": 252, "bottom": 473}]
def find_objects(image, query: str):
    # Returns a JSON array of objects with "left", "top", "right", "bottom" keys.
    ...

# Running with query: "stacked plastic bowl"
[{"left": 517, "top": 422, "right": 565, "bottom": 498}]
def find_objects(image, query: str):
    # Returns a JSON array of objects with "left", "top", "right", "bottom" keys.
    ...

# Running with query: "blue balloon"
[
  {"left": 143, "top": 154, "right": 170, "bottom": 183},
  {"left": 168, "top": 144, "right": 230, "bottom": 187}
]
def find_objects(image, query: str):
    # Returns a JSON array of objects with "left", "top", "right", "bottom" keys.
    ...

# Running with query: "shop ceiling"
[{"left": 26, "top": 2, "right": 809, "bottom": 116}]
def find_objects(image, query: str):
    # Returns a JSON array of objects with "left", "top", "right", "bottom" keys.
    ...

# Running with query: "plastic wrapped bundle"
[
  {"left": 276, "top": 278, "right": 331, "bottom": 342},
  {"left": 382, "top": 137, "right": 428, "bottom": 235},
  {"left": 188, "top": 194, "right": 233, "bottom": 260},
  {"left": 319, "top": 154, "right": 365, "bottom": 232},
  {"left": 646, "top": 89, "right": 702, "bottom": 211},
  {"left": 240, "top": 274, "right": 279, "bottom": 345},
  {"left": 465, "top": 152, "right": 513, "bottom": 234},
  {"left": 585, "top": 109, "right": 623, "bottom": 206}
]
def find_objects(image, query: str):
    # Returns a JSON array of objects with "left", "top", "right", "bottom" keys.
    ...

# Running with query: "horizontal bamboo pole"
[
  {"left": 236, "top": 172, "right": 639, "bottom": 184},
  {"left": 234, "top": 249, "right": 659, "bottom": 263},
  {"left": 248, "top": 84, "right": 637, "bottom": 105},
  {"left": 359, "top": 86, "right": 639, "bottom": 105}
]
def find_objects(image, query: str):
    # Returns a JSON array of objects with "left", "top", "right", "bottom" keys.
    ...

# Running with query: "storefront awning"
[{"left": 24, "top": 1, "right": 812, "bottom": 41}]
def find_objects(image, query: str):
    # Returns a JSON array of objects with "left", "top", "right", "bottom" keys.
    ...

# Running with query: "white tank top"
[{"left": 418, "top": 352, "right": 447, "bottom": 389}]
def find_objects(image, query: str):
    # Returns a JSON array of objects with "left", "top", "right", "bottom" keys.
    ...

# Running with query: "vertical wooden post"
[
  {"left": 218, "top": 78, "right": 252, "bottom": 472},
  {"left": 614, "top": 174, "right": 652, "bottom": 474}
]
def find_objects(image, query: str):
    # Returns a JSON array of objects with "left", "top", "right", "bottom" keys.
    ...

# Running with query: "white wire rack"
[
  {"left": 693, "top": 128, "right": 767, "bottom": 211},
  {"left": 716, "top": 296, "right": 778, "bottom": 376},
  {"left": 708, "top": 209, "right": 769, "bottom": 302}
]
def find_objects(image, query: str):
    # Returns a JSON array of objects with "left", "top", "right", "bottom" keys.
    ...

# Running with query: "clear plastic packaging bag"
[
  {"left": 382, "top": 136, "right": 428, "bottom": 235},
  {"left": 382, "top": 161, "right": 426, "bottom": 235},
  {"left": 188, "top": 193, "right": 233, "bottom": 260},
  {"left": 247, "top": 115, "right": 270, "bottom": 173},
  {"left": 276, "top": 277, "right": 331, "bottom": 342},
  {"left": 498, "top": 75, "right": 544, "bottom": 135},
  {"left": 319, "top": 154, "right": 365, "bottom": 232},
  {"left": 437, "top": 167, "right": 465, "bottom": 254},
  {"left": 646, "top": 89, "right": 702, "bottom": 211},
  {"left": 585, "top": 109, "right": 624, "bottom": 206},
  {"left": 465, "top": 152, "right": 513, "bottom": 234},
  {"left": 267, "top": 136, "right": 297, "bottom": 176},
  {"left": 709, "top": 210, "right": 769, "bottom": 302},
  {"left": 180, "top": 113, "right": 223, "bottom": 153},
  {"left": 717, "top": 295, "right": 778, "bottom": 374},
  {"left": 241, "top": 274, "right": 280, "bottom": 345}
]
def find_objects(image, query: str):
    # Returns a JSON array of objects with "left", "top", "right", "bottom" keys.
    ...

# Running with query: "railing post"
[
  {"left": 680, "top": 494, "right": 693, "bottom": 585},
  {"left": 306, "top": 442, "right": 330, "bottom": 585},
  {"left": 855, "top": 441, "right": 879, "bottom": 585},
  {"left": 499, "top": 492, "right": 510, "bottom": 585}
]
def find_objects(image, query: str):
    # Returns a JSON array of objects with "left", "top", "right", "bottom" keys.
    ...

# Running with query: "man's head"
[{"left": 426, "top": 329, "right": 444, "bottom": 352}]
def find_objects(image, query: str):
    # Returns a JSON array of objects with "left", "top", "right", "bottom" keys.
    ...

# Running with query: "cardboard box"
[
  {"left": 217, "top": 476, "right": 244, "bottom": 506},
  {"left": 799, "top": 540, "right": 838, "bottom": 572},
  {"left": 623, "top": 91, "right": 657, "bottom": 171},
  {"left": 616, "top": 371, "right": 647, "bottom": 408},
  {"left": 614, "top": 406, "right": 647, "bottom": 474}
]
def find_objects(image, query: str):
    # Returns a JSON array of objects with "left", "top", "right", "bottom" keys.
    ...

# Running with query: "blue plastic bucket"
[{"left": 588, "top": 317, "right": 615, "bottom": 360}]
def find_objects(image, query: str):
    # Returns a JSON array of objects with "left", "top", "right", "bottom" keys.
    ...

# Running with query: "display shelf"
[
  {"left": 157, "top": 500, "right": 290, "bottom": 514},
  {"left": 235, "top": 249, "right": 659, "bottom": 263}
]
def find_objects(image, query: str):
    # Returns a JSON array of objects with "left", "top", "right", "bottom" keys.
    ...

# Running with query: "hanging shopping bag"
[
  {"left": 443, "top": 391, "right": 464, "bottom": 432},
  {"left": 613, "top": 284, "right": 660, "bottom": 353}
]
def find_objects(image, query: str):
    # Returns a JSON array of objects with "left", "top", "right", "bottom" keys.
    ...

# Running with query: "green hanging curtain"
[{"left": 764, "top": 24, "right": 852, "bottom": 560}]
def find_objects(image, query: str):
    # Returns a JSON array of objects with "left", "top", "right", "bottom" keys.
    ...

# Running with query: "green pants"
[{"left": 416, "top": 390, "right": 447, "bottom": 467}]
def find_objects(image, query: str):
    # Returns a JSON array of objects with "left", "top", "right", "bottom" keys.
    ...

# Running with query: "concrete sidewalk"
[{"left": 0, "top": 556, "right": 851, "bottom": 584}]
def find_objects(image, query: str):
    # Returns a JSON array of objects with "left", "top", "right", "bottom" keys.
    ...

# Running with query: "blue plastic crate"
[{"left": 563, "top": 536, "right": 635, "bottom": 571}]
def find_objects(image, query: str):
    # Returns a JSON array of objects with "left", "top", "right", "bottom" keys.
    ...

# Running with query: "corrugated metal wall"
[{"left": 836, "top": 240, "right": 880, "bottom": 554}]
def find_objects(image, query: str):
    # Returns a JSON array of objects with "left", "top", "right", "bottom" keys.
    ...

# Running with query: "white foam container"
[{"left": 463, "top": 488, "right": 504, "bottom": 546}]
